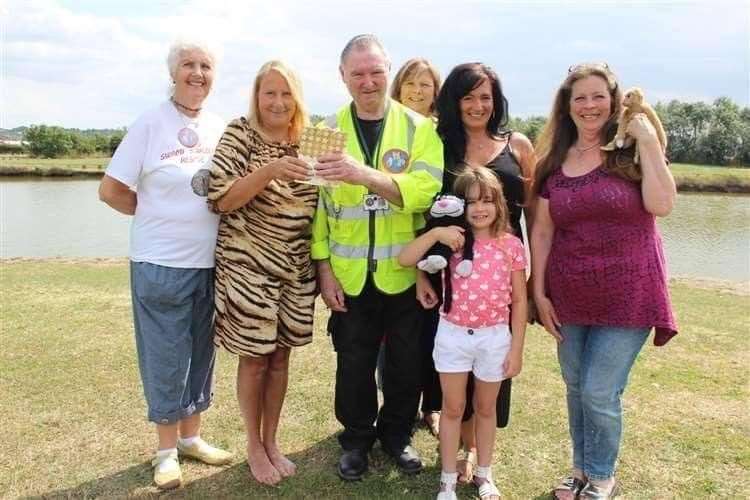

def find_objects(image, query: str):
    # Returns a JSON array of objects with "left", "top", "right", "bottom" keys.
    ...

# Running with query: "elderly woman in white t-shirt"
[{"left": 98, "top": 38, "right": 232, "bottom": 490}]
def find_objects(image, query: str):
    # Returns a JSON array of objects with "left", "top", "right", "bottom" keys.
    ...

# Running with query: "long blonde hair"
[{"left": 248, "top": 60, "right": 309, "bottom": 142}]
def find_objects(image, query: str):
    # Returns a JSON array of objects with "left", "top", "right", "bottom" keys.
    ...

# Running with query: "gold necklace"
[{"left": 574, "top": 141, "right": 600, "bottom": 156}]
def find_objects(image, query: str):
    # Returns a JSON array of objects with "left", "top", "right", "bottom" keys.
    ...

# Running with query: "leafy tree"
[{"left": 24, "top": 125, "right": 74, "bottom": 158}]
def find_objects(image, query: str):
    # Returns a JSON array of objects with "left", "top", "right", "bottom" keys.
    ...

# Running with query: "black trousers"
[{"left": 329, "top": 278, "right": 422, "bottom": 452}]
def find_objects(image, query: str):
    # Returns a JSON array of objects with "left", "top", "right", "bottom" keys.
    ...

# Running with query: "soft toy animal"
[
  {"left": 417, "top": 194, "right": 474, "bottom": 313},
  {"left": 601, "top": 87, "right": 667, "bottom": 166},
  {"left": 418, "top": 194, "right": 474, "bottom": 276}
]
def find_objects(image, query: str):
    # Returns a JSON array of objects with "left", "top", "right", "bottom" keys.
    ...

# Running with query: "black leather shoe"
[
  {"left": 383, "top": 444, "right": 423, "bottom": 474},
  {"left": 337, "top": 449, "right": 368, "bottom": 481}
]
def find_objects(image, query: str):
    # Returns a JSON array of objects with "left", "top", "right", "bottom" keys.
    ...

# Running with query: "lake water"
[{"left": 1, "top": 179, "right": 749, "bottom": 283}]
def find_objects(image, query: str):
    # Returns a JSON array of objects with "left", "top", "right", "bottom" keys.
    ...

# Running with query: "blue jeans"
[{"left": 557, "top": 324, "right": 649, "bottom": 480}]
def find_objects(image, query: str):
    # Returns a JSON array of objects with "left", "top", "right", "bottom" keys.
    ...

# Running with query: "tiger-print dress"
[{"left": 208, "top": 117, "right": 319, "bottom": 356}]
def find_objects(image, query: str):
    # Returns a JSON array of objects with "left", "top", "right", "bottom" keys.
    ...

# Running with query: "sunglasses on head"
[{"left": 568, "top": 62, "right": 610, "bottom": 73}]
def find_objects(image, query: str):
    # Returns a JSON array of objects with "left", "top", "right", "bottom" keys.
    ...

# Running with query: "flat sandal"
[
  {"left": 551, "top": 476, "right": 586, "bottom": 499},
  {"left": 579, "top": 480, "right": 619, "bottom": 499}
]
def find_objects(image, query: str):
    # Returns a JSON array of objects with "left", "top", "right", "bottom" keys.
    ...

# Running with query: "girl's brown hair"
[{"left": 453, "top": 167, "right": 510, "bottom": 238}]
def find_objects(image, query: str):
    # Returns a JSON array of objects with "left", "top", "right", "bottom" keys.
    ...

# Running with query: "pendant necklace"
[
  {"left": 574, "top": 141, "right": 600, "bottom": 157},
  {"left": 172, "top": 98, "right": 200, "bottom": 148}
]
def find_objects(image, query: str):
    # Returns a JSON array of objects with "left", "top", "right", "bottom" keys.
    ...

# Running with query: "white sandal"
[
  {"left": 474, "top": 465, "right": 501, "bottom": 500},
  {"left": 436, "top": 471, "right": 458, "bottom": 500}
]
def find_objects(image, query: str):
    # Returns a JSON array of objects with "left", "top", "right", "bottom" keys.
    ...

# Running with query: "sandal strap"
[
  {"left": 477, "top": 478, "right": 501, "bottom": 499},
  {"left": 579, "top": 480, "right": 618, "bottom": 499},
  {"left": 553, "top": 476, "right": 586, "bottom": 495}
]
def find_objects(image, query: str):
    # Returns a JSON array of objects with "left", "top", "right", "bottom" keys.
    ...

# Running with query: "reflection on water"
[
  {"left": 1, "top": 179, "right": 749, "bottom": 282},
  {"left": 1, "top": 178, "right": 131, "bottom": 259},
  {"left": 658, "top": 193, "right": 750, "bottom": 282}
]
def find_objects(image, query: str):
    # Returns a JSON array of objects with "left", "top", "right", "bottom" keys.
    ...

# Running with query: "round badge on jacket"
[{"left": 382, "top": 148, "right": 409, "bottom": 173}]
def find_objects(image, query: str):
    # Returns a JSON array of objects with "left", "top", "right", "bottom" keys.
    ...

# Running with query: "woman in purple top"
[{"left": 531, "top": 63, "right": 677, "bottom": 500}]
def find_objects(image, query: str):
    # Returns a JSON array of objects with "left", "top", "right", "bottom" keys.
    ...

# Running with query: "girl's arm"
[
  {"left": 397, "top": 225, "right": 465, "bottom": 267},
  {"left": 530, "top": 198, "right": 562, "bottom": 341},
  {"left": 503, "top": 268, "right": 528, "bottom": 378}
]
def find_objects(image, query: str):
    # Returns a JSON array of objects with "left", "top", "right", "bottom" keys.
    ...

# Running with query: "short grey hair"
[
  {"left": 340, "top": 34, "right": 390, "bottom": 66},
  {"left": 166, "top": 38, "right": 219, "bottom": 95}
]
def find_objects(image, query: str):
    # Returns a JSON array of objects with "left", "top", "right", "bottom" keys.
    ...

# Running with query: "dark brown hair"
[{"left": 534, "top": 63, "right": 637, "bottom": 194}]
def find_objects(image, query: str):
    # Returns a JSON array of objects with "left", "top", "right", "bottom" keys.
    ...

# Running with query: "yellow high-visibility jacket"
[{"left": 311, "top": 99, "right": 444, "bottom": 296}]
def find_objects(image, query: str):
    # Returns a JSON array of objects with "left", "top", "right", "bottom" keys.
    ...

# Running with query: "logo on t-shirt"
[
  {"left": 191, "top": 168, "right": 211, "bottom": 197},
  {"left": 382, "top": 148, "right": 409, "bottom": 173}
]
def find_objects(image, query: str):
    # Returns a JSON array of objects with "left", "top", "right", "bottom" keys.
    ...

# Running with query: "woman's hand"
[
  {"left": 267, "top": 156, "right": 311, "bottom": 182},
  {"left": 503, "top": 347, "right": 523, "bottom": 379},
  {"left": 626, "top": 113, "right": 659, "bottom": 145},
  {"left": 416, "top": 271, "right": 439, "bottom": 309},
  {"left": 434, "top": 226, "right": 465, "bottom": 252},
  {"left": 534, "top": 294, "right": 562, "bottom": 342}
]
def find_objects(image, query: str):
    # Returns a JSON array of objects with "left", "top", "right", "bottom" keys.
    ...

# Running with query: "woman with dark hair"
[
  {"left": 531, "top": 63, "right": 676, "bottom": 499},
  {"left": 419, "top": 62, "right": 536, "bottom": 489}
]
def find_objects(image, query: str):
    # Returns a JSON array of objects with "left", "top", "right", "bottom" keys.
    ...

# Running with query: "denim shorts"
[{"left": 130, "top": 261, "right": 216, "bottom": 424}]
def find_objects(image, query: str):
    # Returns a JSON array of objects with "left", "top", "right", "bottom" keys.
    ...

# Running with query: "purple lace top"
[{"left": 540, "top": 166, "right": 677, "bottom": 346}]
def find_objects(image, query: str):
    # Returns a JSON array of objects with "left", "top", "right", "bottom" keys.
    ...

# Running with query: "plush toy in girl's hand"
[{"left": 417, "top": 194, "right": 474, "bottom": 277}]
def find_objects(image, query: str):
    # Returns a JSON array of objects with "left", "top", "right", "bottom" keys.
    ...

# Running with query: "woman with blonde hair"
[{"left": 208, "top": 60, "right": 318, "bottom": 485}]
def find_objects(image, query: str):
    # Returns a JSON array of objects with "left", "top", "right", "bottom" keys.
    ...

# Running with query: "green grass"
[
  {"left": 671, "top": 163, "right": 750, "bottom": 192},
  {"left": 0, "top": 155, "right": 109, "bottom": 176},
  {"left": 1, "top": 260, "right": 748, "bottom": 499}
]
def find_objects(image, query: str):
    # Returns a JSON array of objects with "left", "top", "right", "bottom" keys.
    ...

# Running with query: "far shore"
[
  {"left": 1, "top": 158, "right": 749, "bottom": 193},
  {"left": 3, "top": 256, "right": 748, "bottom": 295}
]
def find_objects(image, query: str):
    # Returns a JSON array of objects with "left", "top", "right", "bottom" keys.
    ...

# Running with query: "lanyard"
[{"left": 350, "top": 102, "right": 386, "bottom": 168}]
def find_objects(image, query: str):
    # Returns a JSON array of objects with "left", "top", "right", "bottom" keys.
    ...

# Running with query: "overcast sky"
[{"left": 3, "top": 0, "right": 749, "bottom": 129}]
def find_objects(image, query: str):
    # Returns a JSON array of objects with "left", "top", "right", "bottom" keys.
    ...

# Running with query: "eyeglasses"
[{"left": 568, "top": 62, "right": 610, "bottom": 73}]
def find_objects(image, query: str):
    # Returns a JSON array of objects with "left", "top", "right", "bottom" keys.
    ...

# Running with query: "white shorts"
[{"left": 433, "top": 318, "right": 512, "bottom": 382}]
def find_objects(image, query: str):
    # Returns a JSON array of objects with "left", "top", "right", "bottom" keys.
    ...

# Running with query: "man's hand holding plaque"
[{"left": 299, "top": 126, "right": 347, "bottom": 186}]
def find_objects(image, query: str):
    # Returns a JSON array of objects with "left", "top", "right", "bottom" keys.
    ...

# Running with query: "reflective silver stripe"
[
  {"left": 325, "top": 204, "right": 393, "bottom": 220},
  {"left": 406, "top": 114, "right": 416, "bottom": 152},
  {"left": 323, "top": 114, "right": 338, "bottom": 129},
  {"left": 330, "top": 242, "right": 405, "bottom": 260},
  {"left": 410, "top": 161, "right": 443, "bottom": 182}
]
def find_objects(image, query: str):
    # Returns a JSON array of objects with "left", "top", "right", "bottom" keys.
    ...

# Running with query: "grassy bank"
[
  {"left": 0, "top": 155, "right": 108, "bottom": 177},
  {"left": 671, "top": 163, "right": 750, "bottom": 193},
  {"left": 1, "top": 260, "right": 748, "bottom": 499},
  {"left": 1, "top": 155, "right": 750, "bottom": 193}
]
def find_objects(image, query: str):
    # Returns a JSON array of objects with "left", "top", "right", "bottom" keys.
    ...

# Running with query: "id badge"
[{"left": 363, "top": 194, "right": 388, "bottom": 211}]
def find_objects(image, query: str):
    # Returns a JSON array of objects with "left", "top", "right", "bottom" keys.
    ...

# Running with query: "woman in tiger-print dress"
[{"left": 208, "top": 60, "right": 317, "bottom": 486}]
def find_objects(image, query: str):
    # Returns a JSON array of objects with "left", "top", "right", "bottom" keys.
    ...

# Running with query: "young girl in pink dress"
[{"left": 399, "top": 168, "right": 528, "bottom": 500}]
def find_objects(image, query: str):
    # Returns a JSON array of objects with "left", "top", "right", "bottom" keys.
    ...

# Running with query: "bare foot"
[
  {"left": 265, "top": 443, "right": 297, "bottom": 478},
  {"left": 247, "top": 446, "right": 281, "bottom": 485}
]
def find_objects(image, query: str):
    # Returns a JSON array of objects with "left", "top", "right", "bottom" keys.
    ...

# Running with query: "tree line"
[
  {"left": 510, "top": 97, "right": 750, "bottom": 167},
  {"left": 14, "top": 98, "right": 750, "bottom": 166},
  {"left": 10, "top": 125, "right": 125, "bottom": 158}
]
